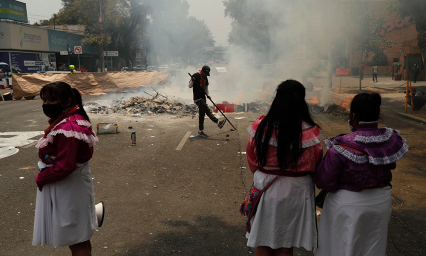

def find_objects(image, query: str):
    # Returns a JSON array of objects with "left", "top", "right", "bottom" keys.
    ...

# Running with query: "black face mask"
[{"left": 42, "top": 104, "right": 64, "bottom": 119}]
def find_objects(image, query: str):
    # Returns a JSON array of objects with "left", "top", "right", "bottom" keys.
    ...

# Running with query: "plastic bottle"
[
  {"left": 44, "top": 154, "right": 56, "bottom": 164},
  {"left": 131, "top": 131, "right": 136, "bottom": 146}
]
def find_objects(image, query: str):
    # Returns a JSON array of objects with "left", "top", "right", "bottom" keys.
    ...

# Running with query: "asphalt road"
[{"left": 0, "top": 93, "right": 425, "bottom": 256}]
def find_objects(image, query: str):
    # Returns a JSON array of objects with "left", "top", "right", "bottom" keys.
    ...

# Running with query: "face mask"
[
  {"left": 348, "top": 120, "right": 356, "bottom": 132},
  {"left": 43, "top": 104, "right": 64, "bottom": 119}
]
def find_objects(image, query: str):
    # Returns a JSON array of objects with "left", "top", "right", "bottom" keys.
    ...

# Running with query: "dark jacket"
[
  {"left": 412, "top": 67, "right": 420, "bottom": 75},
  {"left": 192, "top": 72, "right": 209, "bottom": 101}
]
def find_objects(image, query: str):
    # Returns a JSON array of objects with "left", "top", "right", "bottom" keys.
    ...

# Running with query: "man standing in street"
[
  {"left": 189, "top": 65, "right": 226, "bottom": 137},
  {"left": 373, "top": 66, "right": 378, "bottom": 83},
  {"left": 412, "top": 64, "right": 420, "bottom": 83}
]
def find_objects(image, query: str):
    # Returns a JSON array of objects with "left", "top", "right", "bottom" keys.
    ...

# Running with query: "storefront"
[{"left": 0, "top": 21, "right": 97, "bottom": 73}]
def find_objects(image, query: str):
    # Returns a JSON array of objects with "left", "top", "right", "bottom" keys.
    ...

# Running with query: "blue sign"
[
  {"left": 0, "top": 52, "right": 9, "bottom": 73},
  {"left": 48, "top": 30, "right": 97, "bottom": 55},
  {"left": 0, "top": 0, "right": 28, "bottom": 23},
  {"left": 11, "top": 52, "right": 56, "bottom": 73}
]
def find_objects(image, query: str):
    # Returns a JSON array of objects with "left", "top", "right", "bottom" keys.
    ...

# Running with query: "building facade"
[{"left": 0, "top": 21, "right": 98, "bottom": 73}]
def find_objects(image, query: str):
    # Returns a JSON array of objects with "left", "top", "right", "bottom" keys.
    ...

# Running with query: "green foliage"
[
  {"left": 82, "top": 34, "right": 112, "bottom": 54},
  {"left": 36, "top": 0, "right": 215, "bottom": 66},
  {"left": 343, "top": 2, "right": 396, "bottom": 62},
  {"left": 372, "top": 51, "right": 388, "bottom": 66},
  {"left": 223, "top": 0, "right": 277, "bottom": 62}
]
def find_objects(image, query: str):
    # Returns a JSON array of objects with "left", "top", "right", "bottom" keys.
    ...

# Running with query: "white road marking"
[
  {"left": 175, "top": 131, "right": 191, "bottom": 151},
  {"left": 0, "top": 131, "right": 44, "bottom": 159}
]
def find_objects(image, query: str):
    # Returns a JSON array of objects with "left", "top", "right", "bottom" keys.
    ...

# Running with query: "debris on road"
[{"left": 96, "top": 123, "right": 119, "bottom": 134}]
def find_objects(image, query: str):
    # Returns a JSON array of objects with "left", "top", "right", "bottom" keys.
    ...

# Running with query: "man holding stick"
[{"left": 189, "top": 66, "right": 226, "bottom": 137}]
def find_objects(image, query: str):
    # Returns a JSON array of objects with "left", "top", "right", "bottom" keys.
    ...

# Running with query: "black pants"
[
  {"left": 373, "top": 73, "right": 377, "bottom": 82},
  {"left": 413, "top": 74, "right": 418, "bottom": 83},
  {"left": 195, "top": 99, "right": 218, "bottom": 131}
]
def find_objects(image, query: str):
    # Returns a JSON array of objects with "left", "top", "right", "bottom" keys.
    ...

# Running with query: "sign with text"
[
  {"left": 48, "top": 30, "right": 97, "bottom": 55},
  {"left": 9, "top": 23, "right": 49, "bottom": 51},
  {"left": 104, "top": 51, "right": 118, "bottom": 57},
  {"left": 0, "top": 0, "right": 28, "bottom": 23},
  {"left": 60, "top": 51, "right": 68, "bottom": 55},
  {"left": 24, "top": 61, "right": 43, "bottom": 66},
  {"left": 74, "top": 46, "right": 82, "bottom": 54}
]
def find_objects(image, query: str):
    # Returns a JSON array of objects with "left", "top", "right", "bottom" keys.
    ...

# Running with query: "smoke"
[{"left": 94, "top": 0, "right": 333, "bottom": 107}]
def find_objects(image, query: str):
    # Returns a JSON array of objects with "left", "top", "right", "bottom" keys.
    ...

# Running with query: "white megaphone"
[{"left": 95, "top": 201, "right": 105, "bottom": 227}]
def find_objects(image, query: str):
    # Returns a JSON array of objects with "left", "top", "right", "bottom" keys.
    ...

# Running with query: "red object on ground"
[
  {"left": 335, "top": 68, "right": 350, "bottom": 76},
  {"left": 214, "top": 104, "right": 234, "bottom": 113}
]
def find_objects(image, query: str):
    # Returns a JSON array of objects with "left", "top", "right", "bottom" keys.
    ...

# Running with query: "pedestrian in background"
[
  {"left": 33, "top": 82, "right": 99, "bottom": 255},
  {"left": 313, "top": 93, "right": 409, "bottom": 256},
  {"left": 412, "top": 64, "right": 420, "bottom": 83},
  {"left": 372, "top": 66, "right": 378, "bottom": 82},
  {"left": 189, "top": 65, "right": 226, "bottom": 137},
  {"left": 245, "top": 80, "right": 323, "bottom": 256},
  {"left": 359, "top": 63, "right": 365, "bottom": 80}
]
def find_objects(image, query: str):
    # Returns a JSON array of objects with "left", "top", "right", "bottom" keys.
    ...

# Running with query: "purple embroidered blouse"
[{"left": 313, "top": 122, "right": 409, "bottom": 192}]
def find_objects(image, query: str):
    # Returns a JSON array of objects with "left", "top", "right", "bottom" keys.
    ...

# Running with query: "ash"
[{"left": 85, "top": 96, "right": 199, "bottom": 117}]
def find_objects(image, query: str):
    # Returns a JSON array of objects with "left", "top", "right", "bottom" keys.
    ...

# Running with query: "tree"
[
  {"left": 388, "top": 0, "right": 426, "bottom": 71},
  {"left": 82, "top": 33, "right": 112, "bottom": 72},
  {"left": 146, "top": 0, "right": 215, "bottom": 65}
]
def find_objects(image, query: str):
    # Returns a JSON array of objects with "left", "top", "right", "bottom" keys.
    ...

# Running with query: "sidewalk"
[{"left": 323, "top": 76, "right": 426, "bottom": 124}]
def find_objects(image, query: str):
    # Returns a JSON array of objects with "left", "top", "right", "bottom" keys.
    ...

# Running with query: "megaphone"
[{"left": 95, "top": 201, "right": 105, "bottom": 227}]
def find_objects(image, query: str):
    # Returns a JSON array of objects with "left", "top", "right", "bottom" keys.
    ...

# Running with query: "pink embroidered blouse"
[
  {"left": 36, "top": 113, "right": 98, "bottom": 187},
  {"left": 246, "top": 116, "right": 323, "bottom": 174}
]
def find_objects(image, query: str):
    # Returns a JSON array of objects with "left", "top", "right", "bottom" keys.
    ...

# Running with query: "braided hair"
[{"left": 254, "top": 79, "right": 319, "bottom": 170}]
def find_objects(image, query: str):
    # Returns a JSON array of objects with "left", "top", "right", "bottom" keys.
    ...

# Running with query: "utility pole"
[
  {"left": 99, "top": 0, "right": 104, "bottom": 73},
  {"left": 53, "top": 14, "right": 56, "bottom": 30},
  {"left": 327, "top": 0, "right": 333, "bottom": 89}
]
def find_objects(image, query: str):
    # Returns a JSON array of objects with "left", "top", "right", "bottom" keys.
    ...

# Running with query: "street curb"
[
  {"left": 392, "top": 111, "right": 426, "bottom": 124},
  {"left": 329, "top": 92, "right": 426, "bottom": 124}
]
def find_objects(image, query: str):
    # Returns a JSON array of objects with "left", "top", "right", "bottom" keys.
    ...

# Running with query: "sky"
[{"left": 23, "top": 0, "right": 232, "bottom": 46}]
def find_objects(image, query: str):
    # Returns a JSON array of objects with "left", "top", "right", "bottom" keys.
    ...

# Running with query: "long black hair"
[
  {"left": 254, "top": 79, "right": 319, "bottom": 170},
  {"left": 40, "top": 81, "right": 91, "bottom": 123},
  {"left": 350, "top": 93, "right": 381, "bottom": 122}
]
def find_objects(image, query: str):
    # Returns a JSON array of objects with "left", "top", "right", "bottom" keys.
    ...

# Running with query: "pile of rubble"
[
  {"left": 309, "top": 103, "right": 349, "bottom": 115},
  {"left": 85, "top": 96, "right": 199, "bottom": 116}
]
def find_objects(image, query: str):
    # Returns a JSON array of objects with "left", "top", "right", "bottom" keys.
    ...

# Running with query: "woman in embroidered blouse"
[
  {"left": 313, "top": 93, "right": 409, "bottom": 256},
  {"left": 33, "top": 82, "right": 99, "bottom": 256},
  {"left": 245, "top": 80, "right": 323, "bottom": 256}
]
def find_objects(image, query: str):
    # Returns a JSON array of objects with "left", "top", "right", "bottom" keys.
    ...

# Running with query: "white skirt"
[
  {"left": 314, "top": 186, "right": 391, "bottom": 256},
  {"left": 246, "top": 171, "right": 317, "bottom": 251},
  {"left": 33, "top": 162, "right": 97, "bottom": 247}
]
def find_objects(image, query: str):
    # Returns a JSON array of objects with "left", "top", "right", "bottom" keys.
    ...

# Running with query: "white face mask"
[{"left": 348, "top": 120, "right": 356, "bottom": 132}]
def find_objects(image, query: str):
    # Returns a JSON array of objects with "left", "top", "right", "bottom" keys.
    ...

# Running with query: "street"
[{"left": 0, "top": 90, "right": 425, "bottom": 256}]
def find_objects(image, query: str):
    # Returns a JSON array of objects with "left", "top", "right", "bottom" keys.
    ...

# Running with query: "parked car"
[
  {"left": 75, "top": 65, "right": 88, "bottom": 72},
  {"left": 57, "top": 64, "right": 70, "bottom": 71},
  {"left": 158, "top": 65, "right": 169, "bottom": 71},
  {"left": 146, "top": 66, "right": 157, "bottom": 71}
]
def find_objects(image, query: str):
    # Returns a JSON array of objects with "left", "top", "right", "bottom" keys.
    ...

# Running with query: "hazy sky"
[{"left": 24, "top": 0, "right": 232, "bottom": 46}]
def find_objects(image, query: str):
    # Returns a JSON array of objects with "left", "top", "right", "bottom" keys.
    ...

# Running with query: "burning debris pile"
[
  {"left": 85, "top": 96, "right": 199, "bottom": 116},
  {"left": 308, "top": 96, "right": 353, "bottom": 115}
]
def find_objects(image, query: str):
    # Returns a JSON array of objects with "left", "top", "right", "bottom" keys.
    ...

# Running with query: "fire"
[
  {"left": 334, "top": 96, "right": 353, "bottom": 111},
  {"left": 308, "top": 96, "right": 319, "bottom": 105}
]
